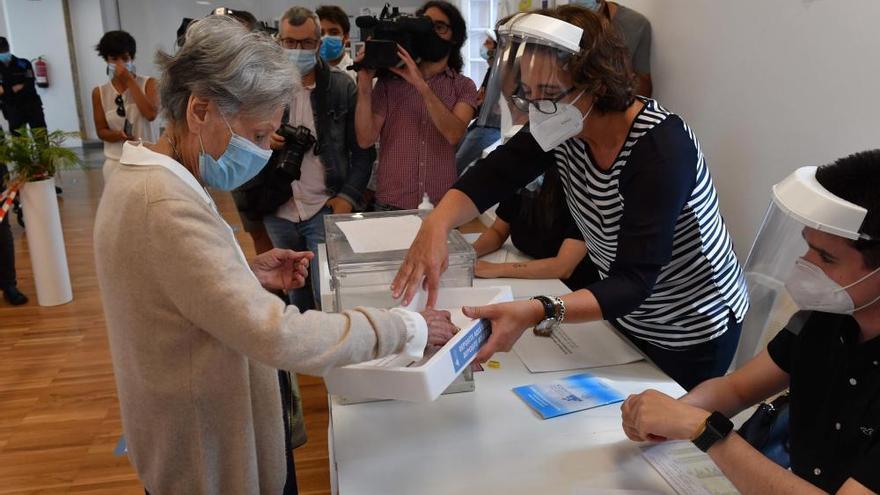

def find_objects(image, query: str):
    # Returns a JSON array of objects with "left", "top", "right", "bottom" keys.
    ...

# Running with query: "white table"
[
  {"left": 318, "top": 243, "right": 687, "bottom": 494},
  {"left": 328, "top": 350, "right": 684, "bottom": 495}
]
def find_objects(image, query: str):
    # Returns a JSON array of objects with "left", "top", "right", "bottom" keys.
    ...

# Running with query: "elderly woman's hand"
[
  {"left": 419, "top": 308, "right": 458, "bottom": 347},
  {"left": 250, "top": 249, "right": 314, "bottom": 291}
]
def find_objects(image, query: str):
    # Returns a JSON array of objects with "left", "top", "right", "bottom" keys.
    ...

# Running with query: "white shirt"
[
  {"left": 275, "top": 84, "right": 333, "bottom": 223},
  {"left": 98, "top": 76, "right": 156, "bottom": 160},
  {"left": 331, "top": 51, "right": 357, "bottom": 81}
]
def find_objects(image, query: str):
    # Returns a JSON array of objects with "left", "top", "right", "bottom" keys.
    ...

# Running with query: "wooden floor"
[{"left": 0, "top": 165, "right": 331, "bottom": 494}]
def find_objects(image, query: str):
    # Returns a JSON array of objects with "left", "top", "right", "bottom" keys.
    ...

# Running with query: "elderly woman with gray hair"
[{"left": 94, "top": 15, "right": 456, "bottom": 494}]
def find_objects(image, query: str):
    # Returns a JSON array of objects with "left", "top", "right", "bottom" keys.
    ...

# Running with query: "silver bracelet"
[{"left": 551, "top": 296, "right": 566, "bottom": 325}]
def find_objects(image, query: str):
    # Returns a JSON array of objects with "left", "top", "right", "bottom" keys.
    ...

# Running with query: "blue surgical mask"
[
  {"left": 319, "top": 35, "right": 345, "bottom": 62},
  {"left": 479, "top": 45, "right": 492, "bottom": 61},
  {"left": 0, "top": 52, "right": 11, "bottom": 64},
  {"left": 198, "top": 115, "right": 272, "bottom": 191},
  {"left": 571, "top": 0, "right": 601, "bottom": 11},
  {"left": 107, "top": 62, "right": 136, "bottom": 79},
  {"left": 286, "top": 48, "right": 317, "bottom": 75}
]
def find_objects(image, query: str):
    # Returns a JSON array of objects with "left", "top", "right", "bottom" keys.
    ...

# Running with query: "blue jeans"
[
  {"left": 263, "top": 207, "right": 330, "bottom": 311},
  {"left": 455, "top": 126, "right": 501, "bottom": 176}
]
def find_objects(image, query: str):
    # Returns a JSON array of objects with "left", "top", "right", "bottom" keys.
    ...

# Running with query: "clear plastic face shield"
[
  {"left": 480, "top": 13, "right": 584, "bottom": 142},
  {"left": 735, "top": 166, "right": 879, "bottom": 366}
]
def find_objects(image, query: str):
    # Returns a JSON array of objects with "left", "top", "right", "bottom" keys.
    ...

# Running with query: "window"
[{"left": 461, "top": 0, "right": 497, "bottom": 85}]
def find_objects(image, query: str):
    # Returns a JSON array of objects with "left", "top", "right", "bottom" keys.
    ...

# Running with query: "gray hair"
[
  {"left": 280, "top": 6, "right": 321, "bottom": 39},
  {"left": 156, "top": 15, "right": 299, "bottom": 122}
]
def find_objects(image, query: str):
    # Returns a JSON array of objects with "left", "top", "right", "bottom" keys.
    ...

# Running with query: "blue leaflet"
[{"left": 513, "top": 372, "right": 624, "bottom": 419}]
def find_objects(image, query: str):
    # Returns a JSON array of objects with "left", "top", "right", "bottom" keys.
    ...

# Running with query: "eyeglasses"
[
  {"left": 114, "top": 94, "right": 126, "bottom": 117},
  {"left": 432, "top": 20, "right": 451, "bottom": 35},
  {"left": 279, "top": 37, "right": 319, "bottom": 50},
  {"left": 511, "top": 85, "right": 576, "bottom": 114}
]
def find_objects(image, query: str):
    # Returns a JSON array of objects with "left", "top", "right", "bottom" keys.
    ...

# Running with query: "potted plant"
[{"left": 0, "top": 126, "right": 82, "bottom": 306}]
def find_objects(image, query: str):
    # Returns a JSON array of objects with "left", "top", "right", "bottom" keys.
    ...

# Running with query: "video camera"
[{"left": 351, "top": 3, "right": 447, "bottom": 74}]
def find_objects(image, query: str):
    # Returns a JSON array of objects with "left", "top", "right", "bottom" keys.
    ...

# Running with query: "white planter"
[{"left": 20, "top": 177, "right": 73, "bottom": 306}]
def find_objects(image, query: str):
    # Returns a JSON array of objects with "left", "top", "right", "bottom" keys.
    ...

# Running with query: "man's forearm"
[
  {"left": 417, "top": 83, "right": 467, "bottom": 145},
  {"left": 354, "top": 86, "right": 378, "bottom": 148},
  {"left": 709, "top": 434, "right": 824, "bottom": 495},
  {"left": 680, "top": 377, "right": 750, "bottom": 417}
]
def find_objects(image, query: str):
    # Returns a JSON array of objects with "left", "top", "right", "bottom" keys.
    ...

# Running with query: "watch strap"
[
  {"left": 693, "top": 411, "right": 734, "bottom": 452},
  {"left": 531, "top": 295, "right": 555, "bottom": 320}
]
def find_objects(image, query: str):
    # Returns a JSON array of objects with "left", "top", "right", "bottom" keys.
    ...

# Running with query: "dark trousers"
[
  {"left": 615, "top": 312, "right": 743, "bottom": 391},
  {"left": 0, "top": 172, "right": 16, "bottom": 291},
  {"left": 6, "top": 104, "right": 47, "bottom": 133}
]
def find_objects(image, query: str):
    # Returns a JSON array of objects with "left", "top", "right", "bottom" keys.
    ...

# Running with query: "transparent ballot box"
[{"left": 323, "top": 210, "right": 478, "bottom": 401}]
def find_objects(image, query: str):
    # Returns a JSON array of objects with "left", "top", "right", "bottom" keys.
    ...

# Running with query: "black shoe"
[
  {"left": 55, "top": 186, "right": 63, "bottom": 195},
  {"left": 3, "top": 287, "right": 29, "bottom": 306}
]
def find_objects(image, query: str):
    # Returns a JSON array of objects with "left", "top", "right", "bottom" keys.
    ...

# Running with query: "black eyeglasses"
[
  {"left": 114, "top": 94, "right": 126, "bottom": 117},
  {"left": 279, "top": 37, "right": 319, "bottom": 50},
  {"left": 511, "top": 85, "right": 576, "bottom": 114},
  {"left": 432, "top": 20, "right": 451, "bottom": 35}
]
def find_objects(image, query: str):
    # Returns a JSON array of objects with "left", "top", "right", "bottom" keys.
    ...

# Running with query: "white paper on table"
[
  {"left": 336, "top": 215, "right": 422, "bottom": 253},
  {"left": 641, "top": 442, "right": 738, "bottom": 495},
  {"left": 571, "top": 488, "right": 664, "bottom": 495},
  {"left": 513, "top": 321, "right": 644, "bottom": 373}
]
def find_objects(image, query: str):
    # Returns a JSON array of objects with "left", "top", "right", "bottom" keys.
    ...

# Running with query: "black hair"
[
  {"left": 815, "top": 149, "right": 880, "bottom": 268},
  {"left": 416, "top": 0, "right": 466, "bottom": 73},
  {"left": 520, "top": 167, "right": 567, "bottom": 232},
  {"left": 224, "top": 9, "right": 258, "bottom": 30},
  {"left": 96, "top": 30, "right": 137, "bottom": 60},
  {"left": 0, "top": 37, "right": 8, "bottom": 53},
  {"left": 316, "top": 5, "right": 351, "bottom": 35}
]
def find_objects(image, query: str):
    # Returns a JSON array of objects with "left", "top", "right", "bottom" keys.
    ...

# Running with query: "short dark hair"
[
  {"left": 416, "top": 0, "right": 466, "bottom": 73},
  {"left": 0, "top": 37, "right": 9, "bottom": 53},
  {"left": 539, "top": 5, "right": 635, "bottom": 113},
  {"left": 316, "top": 5, "right": 350, "bottom": 35},
  {"left": 815, "top": 149, "right": 880, "bottom": 268},
  {"left": 96, "top": 30, "right": 137, "bottom": 59}
]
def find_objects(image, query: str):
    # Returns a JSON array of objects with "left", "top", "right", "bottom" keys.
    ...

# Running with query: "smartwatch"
[{"left": 692, "top": 411, "right": 734, "bottom": 452}]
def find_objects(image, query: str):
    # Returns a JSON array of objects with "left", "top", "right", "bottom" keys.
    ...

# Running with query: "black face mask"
[{"left": 419, "top": 32, "right": 452, "bottom": 62}]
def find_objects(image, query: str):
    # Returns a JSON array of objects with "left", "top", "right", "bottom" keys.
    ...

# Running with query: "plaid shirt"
[{"left": 371, "top": 68, "right": 477, "bottom": 209}]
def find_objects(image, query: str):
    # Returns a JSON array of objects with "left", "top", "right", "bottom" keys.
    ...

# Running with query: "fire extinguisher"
[{"left": 34, "top": 56, "right": 49, "bottom": 88}]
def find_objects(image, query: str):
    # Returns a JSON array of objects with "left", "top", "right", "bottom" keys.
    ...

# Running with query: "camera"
[
  {"left": 352, "top": 3, "right": 449, "bottom": 74},
  {"left": 275, "top": 123, "right": 317, "bottom": 182}
]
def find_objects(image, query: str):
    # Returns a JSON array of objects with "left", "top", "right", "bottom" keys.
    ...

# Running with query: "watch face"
[{"left": 533, "top": 318, "right": 557, "bottom": 337}]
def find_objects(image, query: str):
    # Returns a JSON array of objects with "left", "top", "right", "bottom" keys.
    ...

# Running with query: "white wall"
[
  {"left": 618, "top": 0, "right": 880, "bottom": 257},
  {"left": 116, "top": 0, "right": 443, "bottom": 79},
  {"left": 69, "top": 0, "right": 107, "bottom": 141},
  {"left": 1, "top": 0, "right": 81, "bottom": 145}
]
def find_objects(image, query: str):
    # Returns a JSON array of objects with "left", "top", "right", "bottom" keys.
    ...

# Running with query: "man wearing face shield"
[
  {"left": 93, "top": 16, "right": 456, "bottom": 494},
  {"left": 393, "top": 6, "right": 750, "bottom": 391},
  {"left": 621, "top": 152, "right": 880, "bottom": 495}
]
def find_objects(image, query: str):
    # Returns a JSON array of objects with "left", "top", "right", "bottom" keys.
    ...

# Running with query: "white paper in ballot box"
[{"left": 324, "top": 286, "right": 513, "bottom": 402}]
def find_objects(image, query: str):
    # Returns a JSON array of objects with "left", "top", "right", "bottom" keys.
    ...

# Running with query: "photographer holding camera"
[
  {"left": 355, "top": 0, "right": 477, "bottom": 211},
  {"left": 261, "top": 6, "right": 375, "bottom": 312}
]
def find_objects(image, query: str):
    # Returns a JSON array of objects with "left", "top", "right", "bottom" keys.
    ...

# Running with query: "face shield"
[
  {"left": 734, "top": 166, "right": 876, "bottom": 367},
  {"left": 479, "top": 13, "right": 583, "bottom": 143}
]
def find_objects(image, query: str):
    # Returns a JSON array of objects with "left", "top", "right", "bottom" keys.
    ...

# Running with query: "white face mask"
[
  {"left": 785, "top": 258, "right": 880, "bottom": 314},
  {"left": 529, "top": 90, "right": 594, "bottom": 152}
]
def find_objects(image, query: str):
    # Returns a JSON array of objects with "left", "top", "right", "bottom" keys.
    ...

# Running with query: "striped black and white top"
[{"left": 456, "top": 97, "right": 749, "bottom": 349}]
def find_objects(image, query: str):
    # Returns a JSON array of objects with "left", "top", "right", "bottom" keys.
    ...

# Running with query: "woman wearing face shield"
[
  {"left": 621, "top": 152, "right": 880, "bottom": 495},
  {"left": 393, "top": 5, "right": 749, "bottom": 391},
  {"left": 93, "top": 15, "right": 456, "bottom": 494}
]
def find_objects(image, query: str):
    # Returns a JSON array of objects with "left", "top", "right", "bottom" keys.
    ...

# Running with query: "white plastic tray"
[{"left": 324, "top": 286, "right": 513, "bottom": 401}]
